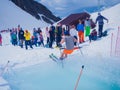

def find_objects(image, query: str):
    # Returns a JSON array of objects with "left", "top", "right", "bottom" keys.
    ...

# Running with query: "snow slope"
[
  {"left": 0, "top": 0, "right": 48, "bottom": 30},
  {"left": 0, "top": 3, "right": 120, "bottom": 90}
]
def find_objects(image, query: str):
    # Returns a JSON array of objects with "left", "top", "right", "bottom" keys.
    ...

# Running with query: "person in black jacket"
[
  {"left": 95, "top": 12, "right": 108, "bottom": 38},
  {"left": 55, "top": 23, "right": 62, "bottom": 47},
  {"left": 18, "top": 28, "right": 24, "bottom": 48},
  {"left": 49, "top": 26, "right": 55, "bottom": 48}
]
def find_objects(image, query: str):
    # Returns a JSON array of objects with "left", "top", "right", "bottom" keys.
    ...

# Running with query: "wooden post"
[
  {"left": 74, "top": 65, "right": 84, "bottom": 90},
  {"left": 110, "top": 33, "right": 113, "bottom": 56}
]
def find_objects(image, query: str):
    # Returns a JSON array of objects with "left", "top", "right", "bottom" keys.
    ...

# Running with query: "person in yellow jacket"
[{"left": 24, "top": 30, "right": 33, "bottom": 50}]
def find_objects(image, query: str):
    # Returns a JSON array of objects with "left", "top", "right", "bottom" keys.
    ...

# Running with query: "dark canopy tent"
[{"left": 59, "top": 12, "right": 96, "bottom": 29}]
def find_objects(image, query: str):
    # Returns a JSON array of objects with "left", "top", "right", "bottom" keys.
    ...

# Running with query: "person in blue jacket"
[
  {"left": 76, "top": 20, "right": 84, "bottom": 43},
  {"left": 95, "top": 12, "right": 108, "bottom": 38}
]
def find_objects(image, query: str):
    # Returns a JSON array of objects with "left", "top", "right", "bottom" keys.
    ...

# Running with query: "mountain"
[
  {"left": 0, "top": 0, "right": 60, "bottom": 30},
  {"left": 10, "top": 0, "right": 61, "bottom": 24}
]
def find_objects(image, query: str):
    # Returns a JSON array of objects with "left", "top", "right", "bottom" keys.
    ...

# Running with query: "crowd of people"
[
  {"left": 9, "top": 25, "right": 44, "bottom": 50},
  {"left": 0, "top": 12, "right": 108, "bottom": 59}
]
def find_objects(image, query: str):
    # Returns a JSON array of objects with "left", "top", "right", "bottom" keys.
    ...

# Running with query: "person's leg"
[
  {"left": 34, "top": 38, "right": 37, "bottom": 47},
  {"left": 78, "top": 31, "right": 81, "bottom": 43},
  {"left": 60, "top": 49, "right": 67, "bottom": 60},
  {"left": 13, "top": 39, "right": 16, "bottom": 46},
  {"left": 101, "top": 25, "right": 103, "bottom": 37},
  {"left": 89, "top": 35, "right": 92, "bottom": 43},
  {"left": 41, "top": 40, "right": 44, "bottom": 46},
  {"left": 29, "top": 40, "right": 33, "bottom": 49},
  {"left": 85, "top": 26, "right": 90, "bottom": 37},
  {"left": 21, "top": 40, "right": 24, "bottom": 48},
  {"left": 49, "top": 38, "right": 54, "bottom": 48},
  {"left": 49, "top": 40, "right": 52, "bottom": 48},
  {"left": 60, "top": 49, "right": 73, "bottom": 60},
  {"left": 38, "top": 42, "right": 41, "bottom": 46},
  {"left": 25, "top": 40, "right": 28, "bottom": 50},
  {"left": 94, "top": 36, "right": 97, "bottom": 40},
  {"left": 98, "top": 25, "right": 103, "bottom": 37},
  {"left": 81, "top": 31, "right": 84, "bottom": 42},
  {"left": 78, "top": 31, "right": 84, "bottom": 43},
  {"left": 47, "top": 37, "right": 49, "bottom": 44},
  {"left": 74, "top": 36, "right": 77, "bottom": 46},
  {"left": 60, "top": 52, "right": 66, "bottom": 60}
]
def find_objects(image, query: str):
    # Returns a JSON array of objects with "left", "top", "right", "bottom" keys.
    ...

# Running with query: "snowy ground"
[{"left": 0, "top": 3, "right": 120, "bottom": 90}]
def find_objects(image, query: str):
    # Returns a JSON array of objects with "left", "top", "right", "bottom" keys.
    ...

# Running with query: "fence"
[
  {"left": 115, "top": 27, "right": 120, "bottom": 56},
  {"left": 111, "top": 26, "right": 120, "bottom": 57}
]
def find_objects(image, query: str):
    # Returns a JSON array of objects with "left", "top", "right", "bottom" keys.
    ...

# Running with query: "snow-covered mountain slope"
[
  {"left": 10, "top": 0, "right": 61, "bottom": 24},
  {"left": 0, "top": 0, "right": 49, "bottom": 30}
]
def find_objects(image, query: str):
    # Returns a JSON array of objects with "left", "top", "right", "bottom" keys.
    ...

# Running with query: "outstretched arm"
[
  {"left": 103, "top": 16, "right": 108, "bottom": 23},
  {"left": 95, "top": 17, "right": 98, "bottom": 24},
  {"left": 60, "top": 38, "right": 65, "bottom": 44}
]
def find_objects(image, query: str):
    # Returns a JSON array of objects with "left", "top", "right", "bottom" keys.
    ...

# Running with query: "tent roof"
[{"left": 59, "top": 12, "right": 90, "bottom": 26}]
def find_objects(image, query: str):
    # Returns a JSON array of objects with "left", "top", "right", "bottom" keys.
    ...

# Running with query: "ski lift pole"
[
  {"left": 110, "top": 33, "right": 113, "bottom": 56},
  {"left": 74, "top": 65, "right": 84, "bottom": 90},
  {"left": 115, "top": 27, "right": 120, "bottom": 56}
]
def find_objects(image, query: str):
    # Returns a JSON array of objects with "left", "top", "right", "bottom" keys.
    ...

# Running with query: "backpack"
[{"left": 102, "top": 30, "right": 107, "bottom": 36}]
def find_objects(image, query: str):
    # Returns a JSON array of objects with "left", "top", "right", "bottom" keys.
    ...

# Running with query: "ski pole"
[
  {"left": 59, "top": 48, "right": 64, "bottom": 68},
  {"left": 74, "top": 65, "right": 84, "bottom": 90},
  {"left": 79, "top": 47, "right": 83, "bottom": 56},
  {"left": 115, "top": 27, "right": 120, "bottom": 56},
  {"left": 77, "top": 43, "right": 84, "bottom": 56}
]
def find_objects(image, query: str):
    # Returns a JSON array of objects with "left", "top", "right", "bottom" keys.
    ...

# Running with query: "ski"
[
  {"left": 49, "top": 53, "right": 64, "bottom": 68},
  {"left": 49, "top": 53, "right": 63, "bottom": 62},
  {"left": 49, "top": 54, "right": 57, "bottom": 62},
  {"left": 51, "top": 53, "right": 59, "bottom": 60}
]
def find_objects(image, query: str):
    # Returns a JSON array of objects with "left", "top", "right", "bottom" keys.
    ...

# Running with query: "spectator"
[
  {"left": 70, "top": 25, "right": 78, "bottom": 46},
  {"left": 18, "top": 28, "right": 24, "bottom": 48},
  {"left": 89, "top": 29, "right": 97, "bottom": 43},
  {"left": 45, "top": 27, "right": 50, "bottom": 44},
  {"left": 33, "top": 28, "right": 38, "bottom": 47},
  {"left": 55, "top": 23, "right": 62, "bottom": 47},
  {"left": 76, "top": 20, "right": 84, "bottom": 43},
  {"left": 95, "top": 12, "right": 108, "bottom": 38},
  {"left": 24, "top": 30, "right": 33, "bottom": 50},
  {"left": 49, "top": 26, "right": 55, "bottom": 48},
  {"left": 85, "top": 17, "right": 91, "bottom": 37}
]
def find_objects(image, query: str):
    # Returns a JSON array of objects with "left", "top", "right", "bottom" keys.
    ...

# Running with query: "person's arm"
[
  {"left": 95, "top": 17, "right": 98, "bottom": 24},
  {"left": 60, "top": 37, "right": 65, "bottom": 44},
  {"left": 74, "top": 37, "right": 77, "bottom": 42},
  {"left": 103, "top": 16, "right": 108, "bottom": 23}
]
